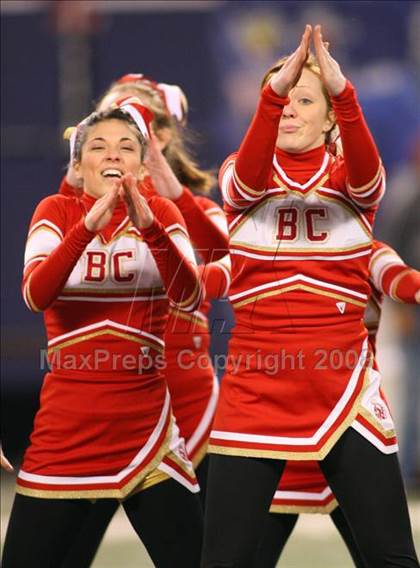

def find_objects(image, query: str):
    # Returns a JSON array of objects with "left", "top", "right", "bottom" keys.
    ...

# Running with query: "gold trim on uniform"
[
  {"left": 369, "top": 248, "right": 391, "bottom": 275},
  {"left": 60, "top": 286, "right": 165, "bottom": 296},
  {"left": 390, "top": 268, "right": 412, "bottom": 303},
  {"left": 347, "top": 162, "right": 383, "bottom": 193},
  {"left": 229, "top": 187, "right": 372, "bottom": 243},
  {"left": 96, "top": 219, "right": 131, "bottom": 245},
  {"left": 16, "top": 423, "right": 173, "bottom": 500},
  {"left": 125, "top": 468, "right": 170, "bottom": 498},
  {"left": 358, "top": 407, "right": 396, "bottom": 439},
  {"left": 28, "top": 225, "right": 63, "bottom": 243},
  {"left": 173, "top": 278, "right": 201, "bottom": 309},
  {"left": 209, "top": 365, "right": 370, "bottom": 461},
  {"left": 269, "top": 499, "right": 338, "bottom": 515},
  {"left": 168, "top": 309, "right": 208, "bottom": 330},
  {"left": 48, "top": 329, "right": 163, "bottom": 354},
  {"left": 233, "top": 167, "right": 266, "bottom": 197},
  {"left": 230, "top": 240, "right": 371, "bottom": 254},
  {"left": 164, "top": 450, "right": 196, "bottom": 478},
  {"left": 191, "top": 440, "right": 209, "bottom": 469},
  {"left": 167, "top": 228, "right": 190, "bottom": 240},
  {"left": 272, "top": 173, "right": 331, "bottom": 199},
  {"left": 24, "top": 254, "right": 48, "bottom": 269},
  {"left": 314, "top": 193, "right": 372, "bottom": 238},
  {"left": 232, "top": 284, "right": 366, "bottom": 309},
  {"left": 25, "top": 275, "right": 41, "bottom": 313}
]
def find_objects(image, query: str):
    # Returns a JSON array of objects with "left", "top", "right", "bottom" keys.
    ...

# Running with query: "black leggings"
[
  {"left": 201, "top": 428, "right": 419, "bottom": 568},
  {"left": 59, "top": 455, "right": 210, "bottom": 568},
  {"left": 255, "top": 507, "right": 367, "bottom": 567},
  {"left": 2, "top": 478, "right": 203, "bottom": 568}
]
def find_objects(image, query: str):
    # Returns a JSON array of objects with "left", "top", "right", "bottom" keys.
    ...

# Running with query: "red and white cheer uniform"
[
  {"left": 270, "top": 240, "right": 420, "bottom": 513},
  {"left": 18, "top": 191, "right": 201, "bottom": 499},
  {"left": 210, "top": 81, "right": 386, "bottom": 460}
]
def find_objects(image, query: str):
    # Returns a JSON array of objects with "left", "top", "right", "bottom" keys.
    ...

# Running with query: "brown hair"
[
  {"left": 261, "top": 53, "right": 336, "bottom": 144},
  {"left": 73, "top": 108, "right": 148, "bottom": 162},
  {"left": 96, "top": 82, "right": 215, "bottom": 193}
]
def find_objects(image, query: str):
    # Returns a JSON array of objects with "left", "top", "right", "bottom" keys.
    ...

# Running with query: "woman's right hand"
[
  {"left": 270, "top": 24, "right": 312, "bottom": 97},
  {"left": 119, "top": 173, "right": 154, "bottom": 230},
  {"left": 144, "top": 132, "right": 183, "bottom": 200},
  {"left": 1, "top": 447, "right": 14, "bottom": 473},
  {"left": 84, "top": 182, "right": 121, "bottom": 232}
]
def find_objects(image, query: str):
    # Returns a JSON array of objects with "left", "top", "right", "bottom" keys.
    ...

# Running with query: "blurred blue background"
[{"left": 1, "top": 0, "right": 419, "bottom": 486}]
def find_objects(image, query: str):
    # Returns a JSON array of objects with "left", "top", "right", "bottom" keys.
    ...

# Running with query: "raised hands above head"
[
  {"left": 270, "top": 24, "right": 347, "bottom": 98},
  {"left": 313, "top": 24, "right": 346, "bottom": 96},
  {"left": 269, "top": 24, "right": 311, "bottom": 97}
]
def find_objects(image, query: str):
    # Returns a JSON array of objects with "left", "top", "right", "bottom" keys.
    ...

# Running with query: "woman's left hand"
[
  {"left": 120, "top": 173, "right": 154, "bottom": 230},
  {"left": 313, "top": 25, "right": 346, "bottom": 96}
]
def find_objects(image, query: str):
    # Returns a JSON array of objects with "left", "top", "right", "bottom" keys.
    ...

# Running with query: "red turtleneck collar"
[{"left": 275, "top": 144, "right": 326, "bottom": 185}]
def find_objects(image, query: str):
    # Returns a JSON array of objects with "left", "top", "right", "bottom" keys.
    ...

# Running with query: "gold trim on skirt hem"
[
  {"left": 192, "top": 440, "right": 208, "bottom": 469},
  {"left": 16, "top": 419, "right": 174, "bottom": 500},
  {"left": 208, "top": 366, "right": 370, "bottom": 462},
  {"left": 269, "top": 499, "right": 338, "bottom": 515}
]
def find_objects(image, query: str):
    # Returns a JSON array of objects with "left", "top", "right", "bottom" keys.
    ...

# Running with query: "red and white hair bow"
[
  {"left": 63, "top": 95, "right": 154, "bottom": 162},
  {"left": 114, "top": 95, "right": 154, "bottom": 139},
  {"left": 116, "top": 73, "right": 188, "bottom": 123},
  {"left": 157, "top": 82, "right": 187, "bottom": 123}
]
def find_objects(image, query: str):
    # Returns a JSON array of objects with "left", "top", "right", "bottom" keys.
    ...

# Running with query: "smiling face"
[
  {"left": 276, "top": 68, "right": 335, "bottom": 153},
  {"left": 73, "top": 119, "right": 143, "bottom": 198}
]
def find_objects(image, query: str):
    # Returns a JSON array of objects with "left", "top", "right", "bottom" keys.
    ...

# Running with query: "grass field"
[{"left": 1, "top": 472, "right": 419, "bottom": 567}]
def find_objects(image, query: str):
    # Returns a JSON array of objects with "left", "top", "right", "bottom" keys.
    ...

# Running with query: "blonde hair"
[
  {"left": 96, "top": 81, "right": 215, "bottom": 193},
  {"left": 261, "top": 53, "right": 337, "bottom": 145}
]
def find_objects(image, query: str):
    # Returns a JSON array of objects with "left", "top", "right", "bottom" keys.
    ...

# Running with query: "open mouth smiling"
[{"left": 101, "top": 169, "right": 123, "bottom": 179}]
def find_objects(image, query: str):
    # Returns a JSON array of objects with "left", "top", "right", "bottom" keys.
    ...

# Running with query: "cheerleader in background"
[
  {"left": 59, "top": 75, "right": 229, "bottom": 568},
  {"left": 96, "top": 72, "right": 229, "bottom": 495}
]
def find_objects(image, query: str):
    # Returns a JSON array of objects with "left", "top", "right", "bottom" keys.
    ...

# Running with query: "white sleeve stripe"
[
  {"left": 28, "top": 219, "right": 64, "bottom": 240},
  {"left": 221, "top": 167, "right": 243, "bottom": 210},
  {"left": 24, "top": 255, "right": 48, "bottom": 272},
  {"left": 23, "top": 284, "right": 32, "bottom": 311},
  {"left": 215, "top": 262, "right": 231, "bottom": 297},
  {"left": 232, "top": 176, "right": 262, "bottom": 202},
  {"left": 371, "top": 253, "right": 404, "bottom": 291},
  {"left": 165, "top": 223, "right": 188, "bottom": 237},
  {"left": 349, "top": 177, "right": 381, "bottom": 199},
  {"left": 347, "top": 162, "right": 383, "bottom": 192},
  {"left": 205, "top": 210, "right": 228, "bottom": 235},
  {"left": 351, "top": 183, "right": 385, "bottom": 208},
  {"left": 169, "top": 233, "right": 197, "bottom": 265},
  {"left": 348, "top": 171, "right": 384, "bottom": 199},
  {"left": 171, "top": 288, "right": 202, "bottom": 313}
]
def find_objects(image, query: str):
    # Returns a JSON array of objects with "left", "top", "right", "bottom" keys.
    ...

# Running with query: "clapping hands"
[
  {"left": 119, "top": 173, "right": 154, "bottom": 230},
  {"left": 270, "top": 24, "right": 346, "bottom": 98},
  {"left": 84, "top": 174, "right": 154, "bottom": 232}
]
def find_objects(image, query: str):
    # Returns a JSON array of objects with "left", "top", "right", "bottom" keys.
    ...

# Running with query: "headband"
[{"left": 63, "top": 95, "right": 153, "bottom": 161}]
